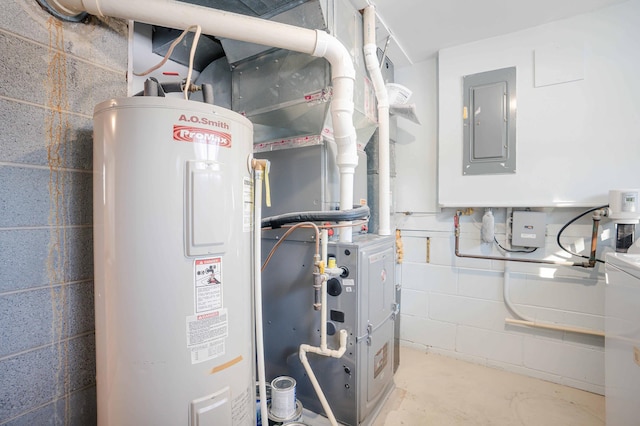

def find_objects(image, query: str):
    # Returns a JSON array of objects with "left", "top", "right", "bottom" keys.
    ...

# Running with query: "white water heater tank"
[{"left": 93, "top": 96, "right": 255, "bottom": 425}]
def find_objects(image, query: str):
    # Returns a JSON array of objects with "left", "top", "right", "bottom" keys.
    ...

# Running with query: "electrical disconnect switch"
[{"left": 511, "top": 211, "right": 546, "bottom": 248}]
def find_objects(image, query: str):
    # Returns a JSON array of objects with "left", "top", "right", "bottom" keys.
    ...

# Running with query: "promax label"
[{"left": 173, "top": 125, "right": 232, "bottom": 147}]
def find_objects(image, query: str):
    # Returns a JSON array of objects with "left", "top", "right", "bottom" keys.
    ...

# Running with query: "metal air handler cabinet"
[
  {"left": 93, "top": 97, "right": 255, "bottom": 426},
  {"left": 261, "top": 230, "right": 397, "bottom": 426}
]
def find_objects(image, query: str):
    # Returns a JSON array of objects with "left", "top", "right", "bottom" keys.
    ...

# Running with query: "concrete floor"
[{"left": 372, "top": 345, "right": 605, "bottom": 426}]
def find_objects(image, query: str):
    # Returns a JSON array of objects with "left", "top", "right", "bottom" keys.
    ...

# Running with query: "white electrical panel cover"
[{"left": 437, "top": 5, "right": 640, "bottom": 208}]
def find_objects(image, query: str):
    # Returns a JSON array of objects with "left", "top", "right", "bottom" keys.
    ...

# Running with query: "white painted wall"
[
  {"left": 438, "top": 0, "right": 640, "bottom": 207},
  {"left": 391, "top": 1, "right": 640, "bottom": 394},
  {"left": 395, "top": 58, "right": 438, "bottom": 213}
]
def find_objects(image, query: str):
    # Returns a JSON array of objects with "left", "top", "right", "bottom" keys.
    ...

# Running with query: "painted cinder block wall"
[
  {"left": 0, "top": 2, "right": 127, "bottom": 424},
  {"left": 396, "top": 210, "right": 609, "bottom": 395},
  {"left": 394, "top": 0, "right": 640, "bottom": 395}
]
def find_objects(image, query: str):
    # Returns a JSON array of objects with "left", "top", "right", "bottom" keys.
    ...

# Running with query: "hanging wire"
[
  {"left": 132, "top": 24, "right": 202, "bottom": 100},
  {"left": 183, "top": 25, "right": 201, "bottom": 100},
  {"left": 557, "top": 205, "right": 608, "bottom": 262},
  {"left": 494, "top": 236, "right": 537, "bottom": 253}
]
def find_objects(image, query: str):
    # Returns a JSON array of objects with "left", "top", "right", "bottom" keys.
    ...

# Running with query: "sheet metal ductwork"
[
  {"left": 178, "top": 0, "right": 306, "bottom": 18},
  {"left": 183, "top": 0, "right": 377, "bottom": 146}
]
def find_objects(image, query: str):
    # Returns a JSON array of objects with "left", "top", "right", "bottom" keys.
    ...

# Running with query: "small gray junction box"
[{"left": 511, "top": 211, "right": 546, "bottom": 248}]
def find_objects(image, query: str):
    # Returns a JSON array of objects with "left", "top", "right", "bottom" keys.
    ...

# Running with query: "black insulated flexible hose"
[{"left": 261, "top": 205, "right": 370, "bottom": 229}]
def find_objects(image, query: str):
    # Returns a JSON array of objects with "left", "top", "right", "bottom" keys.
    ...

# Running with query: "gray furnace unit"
[
  {"left": 261, "top": 230, "right": 397, "bottom": 426},
  {"left": 190, "top": 0, "right": 398, "bottom": 423}
]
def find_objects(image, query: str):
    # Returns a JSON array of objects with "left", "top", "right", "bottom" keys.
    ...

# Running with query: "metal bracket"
[{"left": 391, "top": 302, "right": 400, "bottom": 320}]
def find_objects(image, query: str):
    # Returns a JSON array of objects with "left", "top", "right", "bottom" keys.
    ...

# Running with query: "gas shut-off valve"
[{"left": 313, "top": 256, "right": 347, "bottom": 310}]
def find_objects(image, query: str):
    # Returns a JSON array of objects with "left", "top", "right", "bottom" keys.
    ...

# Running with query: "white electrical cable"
[
  {"left": 133, "top": 25, "right": 198, "bottom": 77},
  {"left": 132, "top": 23, "right": 202, "bottom": 100},
  {"left": 183, "top": 25, "right": 201, "bottom": 100}
]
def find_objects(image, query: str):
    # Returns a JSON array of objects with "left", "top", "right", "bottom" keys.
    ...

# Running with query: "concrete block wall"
[
  {"left": 0, "top": 2, "right": 127, "bottom": 424},
  {"left": 396, "top": 208, "right": 610, "bottom": 395}
]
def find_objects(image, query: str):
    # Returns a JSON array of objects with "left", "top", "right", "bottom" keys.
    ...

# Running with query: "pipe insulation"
[
  {"left": 363, "top": 5, "right": 391, "bottom": 236},
  {"left": 261, "top": 205, "right": 370, "bottom": 229},
  {"left": 50, "top": 0, "right": 359, "bottom": 243}
]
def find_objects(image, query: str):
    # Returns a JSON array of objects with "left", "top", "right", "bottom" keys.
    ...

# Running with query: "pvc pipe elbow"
[
  {"left": 299, "top": 344, "right": 308, "bottom": 355},
  {"left": 311, "top": 29, "right": 330, "bottom": 58},
  {"left": 47, "top": 0, "right": 87, "bottom": 15},
  {"left": 326, "top": 330, "right": 348, "bottom": 358},
  {"left": 313, "top": 30, "right": 356, "bottom": 80}
]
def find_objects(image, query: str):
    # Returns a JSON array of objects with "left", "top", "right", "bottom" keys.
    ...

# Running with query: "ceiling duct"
[
  {"left": 218, "top": 0, "right": 327, "bottom": 64},
  {"left": 177, "top": 0, "right": 306, "bottom": 18},
  {"left": 147, "top": 0, "right": 376, "bottom": 146},
  {"left": 222, "top": 0, "right": 378, "bottom": 145},
  {"left": 151, "top": 0, "right": 306, "bottom": 69}
]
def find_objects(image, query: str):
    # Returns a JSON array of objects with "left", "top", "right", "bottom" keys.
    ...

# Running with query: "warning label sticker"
[
  {"left": 304, "top": 87, "right": 332, "bottom": 105},
  {"left": 243, "top": 177, "right": 253, "bottom": 233},
  {"left": 195, "top": 258, "right": 222, "bottom": 314},
  {"left": 231, "top": 385, "right": 251, "bottom": 424},
  {"left": 187, "top": 310, "right": 229, "bottom": 364}
]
